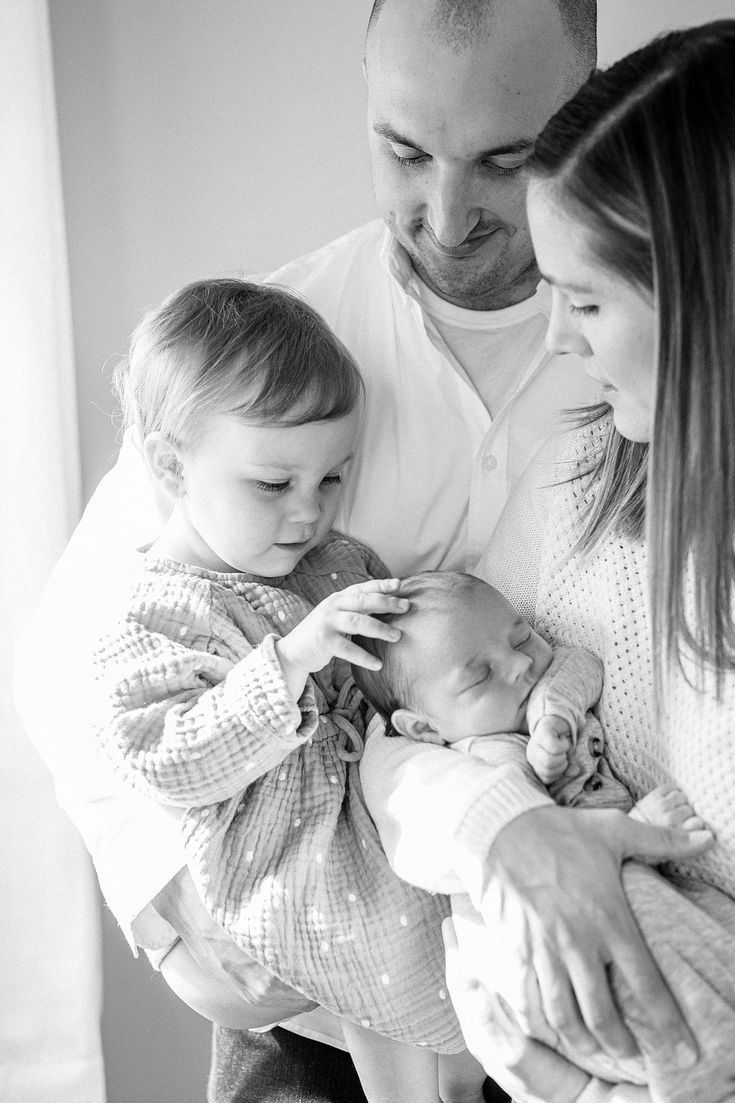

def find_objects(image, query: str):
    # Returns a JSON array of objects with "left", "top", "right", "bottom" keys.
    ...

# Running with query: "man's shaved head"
[
  {"left": 364, "top": 0, "right": 596, "bottom": 309},
  {"left": 367, "top": 0, "right": 596, "bottom": 74}
]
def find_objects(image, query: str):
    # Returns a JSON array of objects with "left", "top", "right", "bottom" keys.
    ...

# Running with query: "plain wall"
[{"left": 49, "top": 2, "right": 735, "bottom": 1101}]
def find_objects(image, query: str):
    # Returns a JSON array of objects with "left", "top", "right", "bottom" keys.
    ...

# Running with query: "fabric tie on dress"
[{"left": 328, "top": 677, "right": 365, "bottom": 761}]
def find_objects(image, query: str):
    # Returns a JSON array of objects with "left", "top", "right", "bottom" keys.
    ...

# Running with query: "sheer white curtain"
[{"left": 1, "top": 2, "right": 105, "bottom": 1100}]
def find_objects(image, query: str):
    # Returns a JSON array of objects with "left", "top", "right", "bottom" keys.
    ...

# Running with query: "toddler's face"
[
  {"left": 399, "top": 583, "right": 552, "bottom": 742},
  {"left": 172, "top": 409, "right": 359, "bottom": 575}
]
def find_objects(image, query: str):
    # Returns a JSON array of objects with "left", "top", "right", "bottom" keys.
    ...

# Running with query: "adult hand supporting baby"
[
  {"left": 442, "top": 916, "right": 593, "bottom": 1103},
  {"left": 479, "top": 806, "right": 713, "bottom": 1067}
]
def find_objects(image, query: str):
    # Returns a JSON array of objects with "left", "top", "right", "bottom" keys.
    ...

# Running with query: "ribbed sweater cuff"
[{"left": 452, "top": 769, "right": 553, "bottom": 909}]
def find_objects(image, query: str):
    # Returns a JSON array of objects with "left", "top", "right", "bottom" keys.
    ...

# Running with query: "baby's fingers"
[{"left": 527, "top": 742, "right": 569, "bottom": 784}]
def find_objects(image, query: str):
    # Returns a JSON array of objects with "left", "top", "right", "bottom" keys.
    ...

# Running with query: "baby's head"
[
  {"left": 353, "top": 572, "right": 552, "bottom": 744},
  {"left": 115, "top": 279, "right": 364, "bottom": 575}
]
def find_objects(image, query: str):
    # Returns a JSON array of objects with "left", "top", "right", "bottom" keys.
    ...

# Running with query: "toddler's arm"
[
  {"left": 94, "top": 625, "right": 319, "bottom": 805},
  {"left": 94, "top": 578, "right": 407, "bottom": 806}
]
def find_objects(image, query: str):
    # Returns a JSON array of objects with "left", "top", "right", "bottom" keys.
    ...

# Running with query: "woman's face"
[{"left": 527, "top": 180, "right": 657, "bottom": 443}]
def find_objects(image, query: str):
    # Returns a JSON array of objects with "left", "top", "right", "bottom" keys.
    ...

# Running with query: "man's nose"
[
  {"left": 425, "top": 166, "right": 479, "bottom": 248},
  {"left": 545, "top": 294, "right": 591, "bottom": 357}
]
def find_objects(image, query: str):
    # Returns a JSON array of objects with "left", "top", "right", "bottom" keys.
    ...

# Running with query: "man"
[{"left": 16, "top": 1, "right": 604, "bottom": 1100}]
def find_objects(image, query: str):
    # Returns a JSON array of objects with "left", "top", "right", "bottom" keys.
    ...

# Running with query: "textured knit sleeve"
[
  {"left": 526, "top": 646, "right": 603, "bottom": 746},
  {"left": 361, "top": 719, "right": 553, "bottom": 898},
  {"left": 92, "top": 577, "right": 318, "bottom": 806}
]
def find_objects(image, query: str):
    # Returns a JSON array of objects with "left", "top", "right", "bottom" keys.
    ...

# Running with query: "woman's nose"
[{"left": 545, "top": 295, "right": 591, "bottom": 357}]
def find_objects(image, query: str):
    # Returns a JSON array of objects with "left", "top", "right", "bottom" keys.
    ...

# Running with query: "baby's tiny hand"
[
  {"left": 276, "top": 579, "right": 409, "bottom": 694},
  {"left": 527, "top": 715, "right": 572, "bottom": 785}
]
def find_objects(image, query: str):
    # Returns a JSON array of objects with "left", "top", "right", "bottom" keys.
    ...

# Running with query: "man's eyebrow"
[
  {"left": 373, "top": 122, "right": 426, "bottom": 149},
  {"left": 373, "top": 123, "right": 534, "bottom": 159}
]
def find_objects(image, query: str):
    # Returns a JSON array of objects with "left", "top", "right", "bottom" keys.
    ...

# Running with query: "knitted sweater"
[
  {"left": 92, "top": 533, "right": 460, "bottom": 1051},
  {"left": 361, "top": 419, "right": 735, "bottom": 913}
]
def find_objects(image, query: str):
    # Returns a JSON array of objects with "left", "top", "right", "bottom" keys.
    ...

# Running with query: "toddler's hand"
[
  {"left": 527, "top": 715, "right": 572, "bottom": 785},
  {"left": 275, "top": 579, "right": 408, "bottom": 697}
]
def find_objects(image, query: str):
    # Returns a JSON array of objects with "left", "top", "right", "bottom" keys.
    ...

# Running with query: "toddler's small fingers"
[
  {"left": 339, "top": 593, "right": 409, "bottom": 616},
  {"left": 341, "top": 641, "right": 383, "bottom": 671},
  {"left": 681, "top": 815, "right": 708, "bottom": 833},
  {"left": 339, "top": 611, "right": 402, "bottom": 641},
  {"left": 350, "top": 577, "right": 402, "bottom": 595}
]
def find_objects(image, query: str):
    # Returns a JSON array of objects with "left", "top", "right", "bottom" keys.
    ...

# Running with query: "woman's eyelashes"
[{"left": 569, "top": 302, "right": 599, "bottom": 318}]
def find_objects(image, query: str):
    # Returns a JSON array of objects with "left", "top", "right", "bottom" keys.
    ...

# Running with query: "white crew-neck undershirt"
[{"left": 413, "top": 278, "right": 550, "bottom": 418}]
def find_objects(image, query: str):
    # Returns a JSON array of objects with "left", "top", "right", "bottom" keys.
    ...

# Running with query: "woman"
[{"left": 362, "top": 20, "right": 735, "bottom": 1103}]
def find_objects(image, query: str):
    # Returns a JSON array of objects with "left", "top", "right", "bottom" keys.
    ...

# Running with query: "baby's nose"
[{"left": 510, "top": 650, "right": 533, "bottom": 680}]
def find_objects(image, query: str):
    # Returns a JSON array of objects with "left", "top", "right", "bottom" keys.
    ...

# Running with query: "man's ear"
[
  {"left": 142, "top": 432, "right": 185, "bottom": 500},
  {"left": 390, "top": 708, "right": 446, "bottom": 745}
]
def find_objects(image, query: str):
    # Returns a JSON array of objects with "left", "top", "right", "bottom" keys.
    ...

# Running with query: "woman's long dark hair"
[{"left": 527, "top": 21, "right": 735, "bottom": 697}]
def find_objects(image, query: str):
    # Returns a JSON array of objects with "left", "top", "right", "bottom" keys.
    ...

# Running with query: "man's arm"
[{"left": 152, "top": 867, "right": 316, "bottom": 1025}]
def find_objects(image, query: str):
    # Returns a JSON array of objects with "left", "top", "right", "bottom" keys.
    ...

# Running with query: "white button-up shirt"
[
  {"left": 266, "top": 220, "right": 594, "bottom": 574},
  {"left": 15, "top": 219, "right": 596, "bottom": 948}
]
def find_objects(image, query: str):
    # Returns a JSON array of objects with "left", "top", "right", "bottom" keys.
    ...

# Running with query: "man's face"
[{"left": 365, "top": 0, "right": 587, "bottom": 310}]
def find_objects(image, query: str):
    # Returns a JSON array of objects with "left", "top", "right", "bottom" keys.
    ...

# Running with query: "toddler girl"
[{"left": 91, "top": 279, "right": 483, "bottom": 1103}]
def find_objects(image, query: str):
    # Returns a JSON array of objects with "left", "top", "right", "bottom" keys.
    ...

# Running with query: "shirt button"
[{"left": 482, "top": 453, "right": 498, "bottom": 473}]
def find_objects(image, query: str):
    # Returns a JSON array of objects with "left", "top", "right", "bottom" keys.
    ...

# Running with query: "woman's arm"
[
  {"left": 478, "top": 805, "right": 710, "bottom": 1064},
  {"left": 362, "top": 722, "right": 711, "bottom": 1063}
]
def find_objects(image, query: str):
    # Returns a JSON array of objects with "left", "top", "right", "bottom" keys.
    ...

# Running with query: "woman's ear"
[
  {"left": 142, "top": 432, "right": 185, "bottom": 500},
  {"left": 390, "top": 708, "right": 446, "bottom": 745}
]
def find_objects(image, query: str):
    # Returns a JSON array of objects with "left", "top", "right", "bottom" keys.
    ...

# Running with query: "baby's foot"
[{"left": 630, "top": 784, "right": 707, "bottom": 832}]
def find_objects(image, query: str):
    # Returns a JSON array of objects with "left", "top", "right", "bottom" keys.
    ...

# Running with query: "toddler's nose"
[{"left": 290, "top": 491, "right": 321, "bottom": 525}]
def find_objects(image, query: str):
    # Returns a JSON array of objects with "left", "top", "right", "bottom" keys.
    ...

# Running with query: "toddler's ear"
[
  {"left": 390, "top": 708, "right": 445, "bottom": 745},
  {"left": 143, "top": 432, "right": 185, "bottom": 499}
]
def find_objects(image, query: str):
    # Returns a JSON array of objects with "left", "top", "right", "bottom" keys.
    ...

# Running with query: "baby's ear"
[
  {"left": 390, "top": 708, "right": 446, "bottom": 745},
  {"left": 143, "top": 432, "right": 185, "bottom": 499}
]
